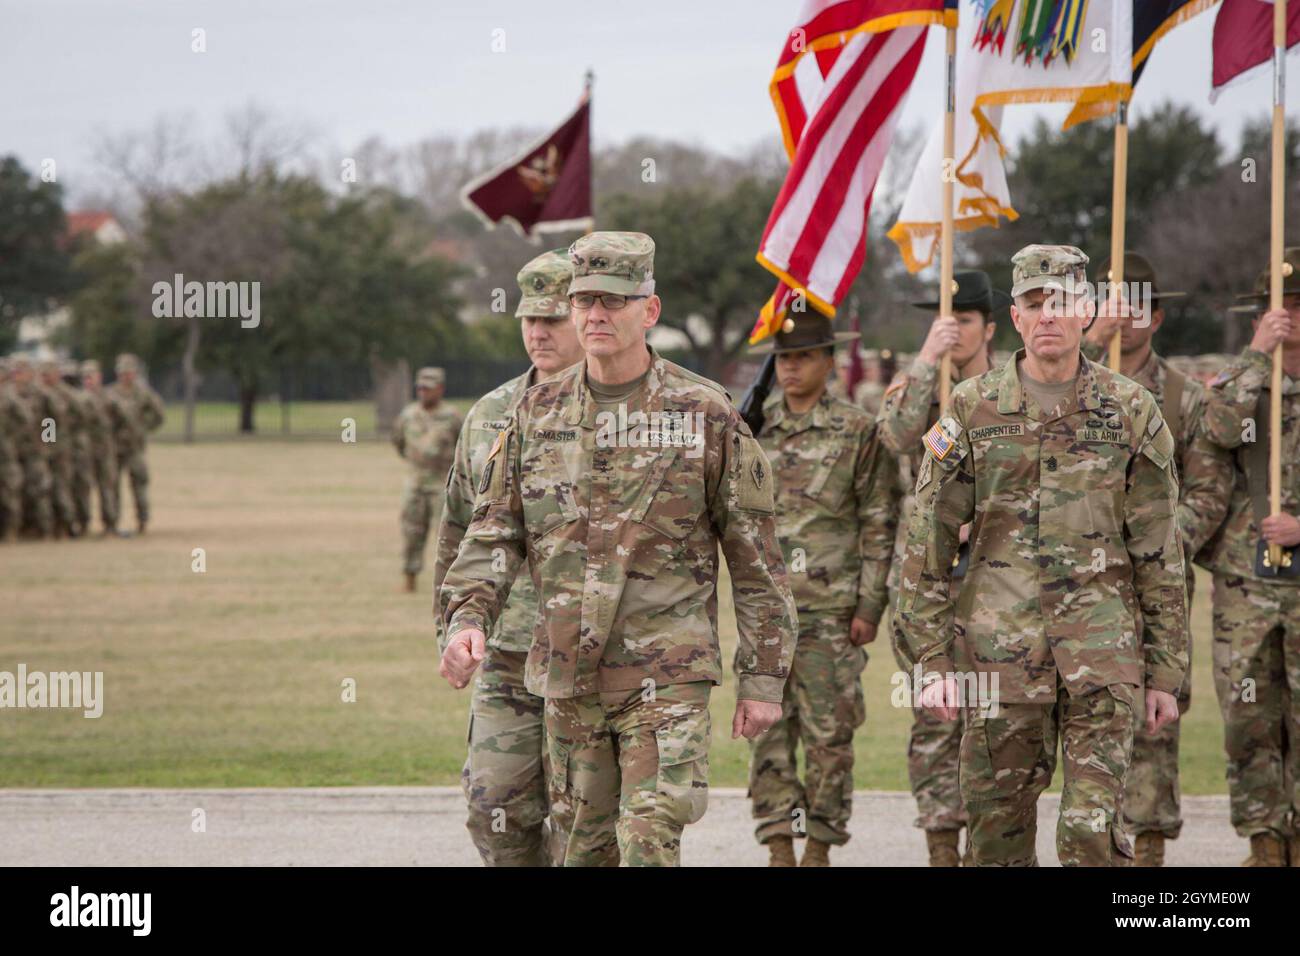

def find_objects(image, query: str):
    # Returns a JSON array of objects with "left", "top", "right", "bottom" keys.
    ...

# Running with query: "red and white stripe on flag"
[
  {"left": 1211, "top": 0, "right": 1300, "bottom": 101},
  {"left": 751, "top": 2, "right": 949, "bottom": 343}
]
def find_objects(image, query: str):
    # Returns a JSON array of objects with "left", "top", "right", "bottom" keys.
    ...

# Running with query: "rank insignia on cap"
[{"left": 922, "top": 418, "right": 960, "bottom": 461}]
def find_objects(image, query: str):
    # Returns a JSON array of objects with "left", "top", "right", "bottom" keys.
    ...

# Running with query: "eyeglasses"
[{"left": 569, "top": 293, "right": 647, "bottom": 311}]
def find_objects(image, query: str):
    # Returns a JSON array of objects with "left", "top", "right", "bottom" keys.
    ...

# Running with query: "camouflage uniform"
[
  {"left": 749, "top": 386, "right": 899, "bottom": 847},
  {"left": 431, "top": 250, "right": 574, "bottom": 867},
  {"left": 1080, "top": 338, "right": 1232, "bottom": 842},
  {"left": 78, "top": 361, "right": 120, "bottom": 533},
  {"left": 106, "top": 356, "right": 165, "bottom": 529},
  {"left": 392, "top": 367, "right": 461, "bottom": 577},
  {"left": 0, "top": 365, "right": 31, "bottom": 540},
  {"left": 877, "top": 353, "right": 969, "bottom": 835},
  {"left": 9, "top": 362, "right": 56, "bottom": 537},
  {"left": 1201, "top": 338, "right": 1300, "bottom": 845},
  {"left": 37, "top": 362, "right": 80, "bottom": 534},
  {"left": 896, "top": 246, "right": 1189, "bottom": 867},
  {"left": 441, "top": 231, "right": 797, "bottom": 867}
]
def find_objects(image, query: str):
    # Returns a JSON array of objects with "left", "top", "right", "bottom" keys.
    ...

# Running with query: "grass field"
[
  {"left": 155, "top": 399, "right": 477, "bottom": 440},
  {"left": 0, "top": 417, "right": 1228, "bottom": 794}
]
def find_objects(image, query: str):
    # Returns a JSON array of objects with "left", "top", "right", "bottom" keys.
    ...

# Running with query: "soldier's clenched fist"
[
  {"left": 732, "top": 699, "right": 782, "bottom": 739},
  {"left": 440, "top": 627, "right": 486, "bottom": 689}
]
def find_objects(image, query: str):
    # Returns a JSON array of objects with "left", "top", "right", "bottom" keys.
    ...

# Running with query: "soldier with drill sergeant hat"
[
  {"left": 744, "top": 312, "right": 900, "bottom": 867},
  {"left": 1199, "top": 247, "right": 1300, "bottom": 867}
]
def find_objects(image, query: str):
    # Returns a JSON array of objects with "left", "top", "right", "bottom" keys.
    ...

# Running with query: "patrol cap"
[
  {"left": 115, "top": 353, "right": 142, "bottom": 374},
  {"left": 415, "top": 367, "right": 445, "bottom": 388},
  {"left": 1236, "top": 246, "right": 1300, "bottom": 302},
  {"left": 1010, "top": 244, "right": 1089, "bottom": 298},
  {"left": 1093, "top": 251, "right": 1185, "bottom": 301},
  {"left": 80, "top": 359, "right": 102, "bottom": 376},
  {"left": 516, "top": 249, "right": 573, "bottom": 318},
  {"left": 567, "top": 231, "right": 655, "bottom": 296}
]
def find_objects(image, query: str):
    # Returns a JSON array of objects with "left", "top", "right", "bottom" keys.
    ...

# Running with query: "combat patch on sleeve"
[
  {"left": 922, "top": 416, "right": 963, "bottom": 462},
  {"left": 478, "top": 426, "right": 511, "bottom": 497},
  {"left": 736, "top": 434, "right": 775, "bottom": 514},
  {"left": 1140, "top": 415, "right": 1175, "bottom": 469}
]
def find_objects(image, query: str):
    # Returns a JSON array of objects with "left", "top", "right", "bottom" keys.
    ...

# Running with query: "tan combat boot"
[
  {"left": 800, "top": 838, "right": 831, "bottom": 867},
  {"left": 927, "top": 829, "right": 961, "bottom": 867},
  {"left": 767, "top": 836, "right": 796, "bottom": 867},
  {"left": 1242, "top": 833, "right": 1286, "bottom": 867},
  {"left": 403, "top": 572, "right": 417, "bottom": 593},
  {"left": 1134, "top": 833, "right": 1165, "bottom": 867}
]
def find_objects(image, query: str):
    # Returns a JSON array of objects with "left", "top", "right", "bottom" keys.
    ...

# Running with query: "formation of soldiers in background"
[
  {"left": 406, "top": 235, "right": 1299, "bottom": 869},
  {"left": 0, "top": 352, "right": 164, "bottom": 543}
]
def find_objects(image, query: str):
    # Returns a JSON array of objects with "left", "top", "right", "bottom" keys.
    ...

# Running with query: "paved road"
[{"left": 0, "top": 788, "right": 1242, "bottom": 866}]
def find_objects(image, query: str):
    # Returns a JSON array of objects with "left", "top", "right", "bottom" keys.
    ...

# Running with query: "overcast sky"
[{"left": 3, "top": 0, "right": 1293, "bottom": 204}]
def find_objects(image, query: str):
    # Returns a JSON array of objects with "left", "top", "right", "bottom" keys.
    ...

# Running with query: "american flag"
[{"left": 751, "top": 1, "right": 953, "bottom": 344}]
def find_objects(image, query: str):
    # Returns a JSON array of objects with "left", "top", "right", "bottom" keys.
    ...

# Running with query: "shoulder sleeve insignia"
[
  {"left": 486, "top": 428, "right": 506, "bottom": 462},
  {"left": 922, "top": 416, "right": 962, "bottom": 462}
]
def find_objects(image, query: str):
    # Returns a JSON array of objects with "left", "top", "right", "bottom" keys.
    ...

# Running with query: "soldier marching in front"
[
  {"left": 432, "top": 249, "right": 585, "bottom": 866},
  {"left": 439, "top": 231, "right": 797, "bottom": 867},
  {"left": 1082, "top": 252, "right": 1233, "bottom": 866},
  {"left": 877, "top": 269, "right": 1006, "bottom": 865},
  {"left": 106, "top": 353, "right": 165, "bottom": 536},
  {"left": 79, "top": 359, "right": 120, "bottom": 536},
  {"left": 896, "top": 245, "right": 1188, "bottom": 867},
  {"left": 746, "top": 315, "right": 899, "bottom": 867},
  {"left": 393, "top": 367, "right": 461, "bottom": 593},
  {"left": 1200, "top": 248, "right": 1300, "bottom": 867}
]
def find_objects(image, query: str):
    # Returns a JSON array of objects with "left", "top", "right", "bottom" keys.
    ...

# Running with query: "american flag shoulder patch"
[{"left": 922, "top": 417, "right": 962, "bottom": 462}]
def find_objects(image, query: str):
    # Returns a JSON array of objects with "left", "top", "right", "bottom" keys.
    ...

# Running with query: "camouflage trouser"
[
  {"left": 0, "top": 459, "right": 21, "bottom": 537},
  {"left": 21, "top": 456, "right": 53, "bottom": 535},
  {"left": 1123, "top": 573, "right": 1194, "bottom": 839},
  {"left": 48, "top": 450, "right": 77, "bottom": 531},
  {"left": 116, "top": 447, "right": 150, "bottom": 526},
  {"left": 906, "top": 704, "right": 967, "bottom": 832},
  {"left": 546, "top": 680, "right": 711, "bottom": 867},
  {"left": 749, "top": 610, "right": 865, "bottom": 846},
  {"left": 1211, "top": 573, "right": 1300, "bottom": 839},
  {"left": 71, "top": 449, "right": 96, "bottom": 530},
  {"left": 399, "top": 484, "right": 442, "bottom": 576},
  {"left": 91, "top": 449, "right": 119, "bottom": 531},
  {"left": 462, "top": 647, "right": 554, "bottom": 866},
  {"left": 961, "top": 682, "right": 1136, "bottom": 867}
]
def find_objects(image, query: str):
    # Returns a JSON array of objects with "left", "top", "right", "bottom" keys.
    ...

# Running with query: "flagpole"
[
  {"left": 1268, "top": 0, "right": 1287, "bottom": 570},
  {"left": 585, "top": 68, "right": 595, "bottom": 235},
  {"left": 1107, "top": 100, "right": 1128, "bottom": 371},
  {"left": 939, "top": 20, "right": 957, "bottom": 414}
]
